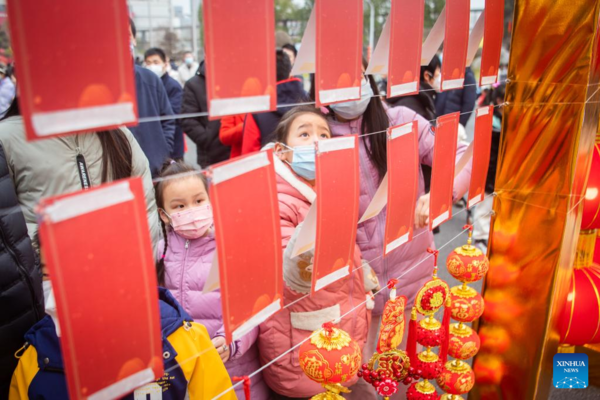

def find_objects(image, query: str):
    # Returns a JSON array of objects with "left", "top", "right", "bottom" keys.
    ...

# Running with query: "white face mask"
[
  {"left": 330, "top": 78, "right": 373, "bottom": 119},
  {"left": 433, "top": 74, "right": 442, "bottom": 93},
  {"left": 43, "top": 281, "right": 61, "bottom": 337},
  {"left": 146, "top": 64, "right": 164, "bottom": 78}
]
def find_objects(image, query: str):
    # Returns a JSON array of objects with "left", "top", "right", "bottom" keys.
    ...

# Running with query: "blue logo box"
[{"left": 553, "top": 353, "right": 588, "bottom": 389}]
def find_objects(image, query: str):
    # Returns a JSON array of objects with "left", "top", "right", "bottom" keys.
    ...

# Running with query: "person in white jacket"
[{"left": 178, "top": 51, "right": 199, "bottom": 86}]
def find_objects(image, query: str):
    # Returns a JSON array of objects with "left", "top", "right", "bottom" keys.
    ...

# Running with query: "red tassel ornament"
[
  {"left": 439, "top": 296, "right": 452, "bottom": 363},
  {"left": 406, "top": 307, "right": 418, "bottom": 365}
]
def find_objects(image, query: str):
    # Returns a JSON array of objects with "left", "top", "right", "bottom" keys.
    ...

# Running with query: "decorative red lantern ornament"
[
  {"left": 479, "top": 325, "right": 510, "bottom": 354},
  {"left": 413, "top": 349, "right": 443, "bottom": 380},
  {"left": 446, "top": 225, "right": 490, "bottom": 283},
  {"left": 559, "top": 230, "right": 600, "bottom": 345},
  {"left": 449, "top": 285, "right": 485, "bottom": 323},
  {"left": 298, "top": 323, "right": 362, "bottom": 399},
  {"left": 440, "top": 395, "right": 465, "bottom": 400},
  {"left": 473, "top": 354, "right": 505, "bottom": 385},
  {"left": 377, "top": 280, "right": 408, "bottom": 353},
  {"left": 437, "top": 360, "right": 475, "bottom": 395},
  {"left": 406, "top": 380, "right": 438, "bottom": 400},
  {"left": 582, "top": 144, "right": 600, "bottom": 229},
  {"left": 448, "top": 323, "right": 481, "bottom": 360},
  {"left": 416, "top": 316, "right": 445, "bottom": 347},
  {"left": 416, "top": 249, "right": 450, "bottom": 316}
]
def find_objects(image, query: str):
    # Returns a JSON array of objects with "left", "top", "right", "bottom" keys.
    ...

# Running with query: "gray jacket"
[{"left": 0, "top": 116, "right": 159, "bottom": 245}]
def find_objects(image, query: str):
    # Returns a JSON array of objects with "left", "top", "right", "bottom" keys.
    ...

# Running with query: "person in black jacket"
[
  {"left": 180, "top": 61, "right": 230, "bottom": 168},
  {"left": 144, "top": 47, "right": 184, "bottom": 160},
  {"left": 435, "top": 66, "right": 478, "bottom": 127},
  {"left": 0, "top": 142, "right": 44, "bottom": 398}
]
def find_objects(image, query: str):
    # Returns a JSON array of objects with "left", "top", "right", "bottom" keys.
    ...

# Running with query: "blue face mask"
[
  {"left": 282, "top": 144, "right": 316, "bottom": 181},
  {"left": 330, "top": 78, "right": 374, "bottom": 119}
]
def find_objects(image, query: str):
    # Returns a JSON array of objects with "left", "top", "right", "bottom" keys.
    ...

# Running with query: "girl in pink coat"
[
  {"left": 155, "top": 161, "right": 270, "bottom": 400},
  {"left": 258, "top": 106, "right": 376, "bottom": 400},
  {"left": 327, "top": 70, "right": 472, "bottom": 399}
]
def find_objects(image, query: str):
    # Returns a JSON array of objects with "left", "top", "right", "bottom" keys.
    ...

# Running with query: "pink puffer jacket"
[
  {"left": 160, "top": 231, "right": 270, "bottom": 399},
  {"left": 328, "top": 105, "right": 471, "bottom": 315},
  {"left": 258, "top": 159, "right": 371, "bottom": 398}
]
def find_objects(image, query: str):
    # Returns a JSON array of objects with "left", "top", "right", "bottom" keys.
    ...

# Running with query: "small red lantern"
[
  {"left": 582, "top": 144, "right": 600, "bottom": 229},
  {"left": 440, "top": 395, "right": 465, "bottom": 400},
  {"left": 448, "top": 323, "right": 481, "bottom": 360},
  {"left": 413, "top": 349, "right": 443, "bottom": 380},
  {"left": 406, "top": 380, "right": 438, "bottom": 400},
  {"left": 449, "top": 285, "right": 484, "bottom": 323},
  {"left": 298, "top": 323, "right": 362, "bottom": 398},
  {"left": 473, "top": 354, "right": 505, "bottom": 385},
  {"left": 437, "top": 360, "right": 475, "bottom": 395},
  {"left": 416, "top": 316, "right": 445, "bottom": 347},
  {"left": 479, "top": 325, "right": 510, "bottom": 354},
  {"left": 446, "top": 226, "right": 490, "bottom": 283}
]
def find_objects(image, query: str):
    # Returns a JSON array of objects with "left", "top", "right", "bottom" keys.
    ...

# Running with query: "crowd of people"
[{"left": 0, "top": 18, "right": 506, "bottom": 400}]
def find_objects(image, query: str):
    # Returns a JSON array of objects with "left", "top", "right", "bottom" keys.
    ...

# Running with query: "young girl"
[
  {"left": 327, "top": 63, "right": 472, "bottom": 399},
  {"left": 155, "top": 161, "right": 270, "bottom": 400},
  {"left": 258, "top": 106, "right": 375, "bottom": 400}
]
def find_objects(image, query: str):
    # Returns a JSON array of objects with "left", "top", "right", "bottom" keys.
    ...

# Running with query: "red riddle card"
[
  {"left": 37, "top": 178, "right": 161, "bottom": 400},
  {"left": 441, "top": 0, "right": 471, "bottom": 91},
  {"left": 468, "top": 106, "right": 494, "bottom": 208},
  {"left": 387, "top": 0, "right": 425, "bottom": 98},
  {"left": 210, "top": 150, "right": 283, "bottom": 343},
  {"left": 480, "top": 0, "right": 505, "bottom": 85},
  {"left": 429, "top": 112, "right": 459, "bottom": 230},
  {"left": 7, "top": 0, "right": 137, "bottom": 140},
  {"left": 312, "top": 136, "right": 360, "bottom": 293},
  {"left": 385, "top": 122, "right": 419, "bottom": 255},
  {"left": 316, "top": 0, "right": 363, "bottom": 106},
  {"left": 203, "top": 0, "right": 276, "bottom": 119}
]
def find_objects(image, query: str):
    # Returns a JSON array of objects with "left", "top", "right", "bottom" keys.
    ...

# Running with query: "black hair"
[
  {"left": 154, "top": 160, "right": 208, "bottom": 285},
  {"left": 282, "top": 43, "right": 298, "bottom": 58},
  {"left": 274, "top": 105, "right": 328, "bottom": 145},
  {"left": 420, "top": 54, "right": 441, "bottom": 82},
  {"left": 144, "top": 47, "right": 167, "bottom": 63},
  {"left": 129, "top": 17, "right": 136, "bottom": 37},
  {"left": 276, "top": 49, "right": 292, "bottom": 81}
]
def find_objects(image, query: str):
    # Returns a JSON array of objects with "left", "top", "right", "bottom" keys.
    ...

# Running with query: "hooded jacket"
[
  {"left": 0, "top": 143, "right": 44, "bottom": 398},
  {"left": 181, "top": 62, "right": 230, "bottom": 167},
  {"left": 0, "top": 116, "right": 160, "bottom": 247},
  {"left": 328, "top": 105, "right": 471, "bottom": 315},
  {"left": 160, "top": 231, "right": 270, "bottom": 399},
  {"left": 258, "top": 156, "right": 370, "bottom": 398},
  {"left": 9, "top": 288, "right": 236, "bottom": 400}
]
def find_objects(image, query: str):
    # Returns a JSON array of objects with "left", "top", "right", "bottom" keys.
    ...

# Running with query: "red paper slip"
[
  {"left": 316, "top": 0, "right": 363, "bottom": 106},
  {"left": 385, "top": 122, "right": 419, "bottom": 255},
  {"left": 441, "top": 0, "right": 471, "bottom": 91},
  {"left": 37, "top": 179, "right": 161, "bottom": 400},
  {"left": 7, "top": 0, "right": 137, "bottom": 140},
  {"left": 203, "top": 0, "right": 276, "bottom": 118},
  {"left": 210, "top": 151, "right": 283, "bottom": 343},
  {"left": 388, "top": 0, "right": 425, "bottom": 98},
  {"left": 313, "top": 136, "right": 360, "bottom": 293},
  {"left": 480, "top": 0, "right": 505, "bottom": 85},
  {"left": 468, "top": 106, "right": 493, "bottom": 208},
  {"left": 429, "top": 113, "right": 459, "bottom": 230}
]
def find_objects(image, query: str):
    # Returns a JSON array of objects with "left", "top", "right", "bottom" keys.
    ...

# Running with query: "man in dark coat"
[
  {"left": 435, "top": 66, "right": 478, "bottom": 127},
  {"left": 0, "top": 143, "right": 44, "bottom": 397},
  {"left": 180, "top": 62, "right": 230, "bottom": 167},
  {"left": 129, "top": 19, "right": 175, "bottom": 177}
]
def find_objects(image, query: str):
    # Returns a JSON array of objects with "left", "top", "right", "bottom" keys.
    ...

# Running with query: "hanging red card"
[
  {"left": 388, "top": 0, "right": 425, "bottom": 98},
  {"left": 468, "top": 106, "right": 494, "bottom": 208},
  {"left": 7, "top": 0, "right": 137, "bottom": 140},
  {"left": 203, "top": 0, "right": 276, "bottom": 118},
  {"left": 316, "top": 0, "right": 363, "bottom": 106},
  {"left": 37, "top": 178, "right": 161, "bottom": 400},
  {"left": 430, "top": 112, "right": 459, "bottom": 230},
  {"left": 480, "top": 0, "right": 505, "bottom": 85},
  {"left": 385, "top": 122, "right": 419, "bottom": 255},
  {"left": 441, "top": 0, "right": 471, "bottom": 91},
  {"left": 312, "top": 136, "right": 360, "bottom": 293},
  {"left": 210, "top": 151, "right": 283, "bottom": 344}
]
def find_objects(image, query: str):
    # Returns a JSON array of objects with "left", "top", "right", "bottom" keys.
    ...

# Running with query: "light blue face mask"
[
  {"left": 282, "top": 144, "right": 316, "bottom": 180},
  {"left": 330, "top": 78, "right": 374, "bottom": 119}
]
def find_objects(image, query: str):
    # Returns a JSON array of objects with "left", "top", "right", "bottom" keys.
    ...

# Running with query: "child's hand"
[
  {"left": 211, "top": 336, "right": 231, "bottom": 363},
  {"left": 415, "top": 193, "right": 430, "bottom": 229}
]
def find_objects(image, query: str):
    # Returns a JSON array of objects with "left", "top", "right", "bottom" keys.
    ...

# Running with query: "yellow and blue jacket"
[{"left": 9, "top": 288, "right": 237, "bottom": 399}]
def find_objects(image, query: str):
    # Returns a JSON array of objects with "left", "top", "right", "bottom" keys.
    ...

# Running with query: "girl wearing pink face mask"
[{"left": 155, "top": 160, "right": 270, "bottom": 400}]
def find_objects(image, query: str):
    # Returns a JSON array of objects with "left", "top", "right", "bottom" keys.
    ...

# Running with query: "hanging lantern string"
[
  {"left": 463, "top": 224, "right": 474, "bottom": 244},
  {"left": 210, "top": 217, "right": 491, "bottom": 400}
]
